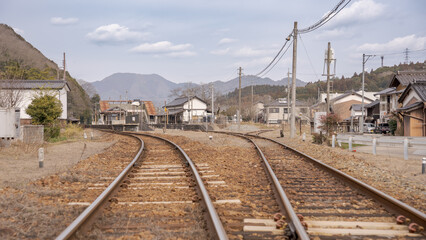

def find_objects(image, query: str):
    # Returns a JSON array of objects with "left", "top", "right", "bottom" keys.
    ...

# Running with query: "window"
[
  {"left": 284, "top": 108, "right": 288, "bottom": 113},
  {"left": 269, "top": 108, "right": 279, "bottom": 113}
]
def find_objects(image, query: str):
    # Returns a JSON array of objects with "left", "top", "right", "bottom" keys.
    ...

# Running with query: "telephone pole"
[
  {"left": 290, "top": 22, "right": 297, "bottom": 138},
  {"left": 287, "top": 69, "right": 290, "bottom": 123},
  {"left": 62, "top": 52, "right": 66, "bottom": 80},
  {"left": 326, "top": 42, "right": 331, "bottom": 114},
  {"left": 251, "top": 81, "right": 254, "bottom": 122},
  {"left": 211, "top": 83, "right": 214, "bottom": 124},
  {"left": 238, "top": 67, "right": 242, "bottom": 131}
]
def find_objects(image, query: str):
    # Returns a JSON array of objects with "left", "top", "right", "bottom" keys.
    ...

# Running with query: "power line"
[
  {"left": 299, "top": 0, "right": 351, "bottom": 34},
  {"left": 299, "top": 34, "right": 319, "bottom": 80},
  {"left": 260, "top": 39, "right": 294, "bottom": 77},
  {"left": 255, "top": 36, "right": 292, "bottom": 76}
]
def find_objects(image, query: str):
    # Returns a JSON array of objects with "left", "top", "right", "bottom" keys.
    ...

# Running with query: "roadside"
[{"left": 0, "top": 129, "right": 116, "bottom": 189}]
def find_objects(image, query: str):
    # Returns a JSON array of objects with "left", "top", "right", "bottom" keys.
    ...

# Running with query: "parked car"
[
  {"left": 375, "top": 123, "right": 390, "bottom": 134},
  {"left": 363, "top": 123, "right": 375, "bottom": 133}
]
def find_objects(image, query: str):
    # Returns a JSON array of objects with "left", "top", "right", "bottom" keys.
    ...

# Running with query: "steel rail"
[
  {"left": 132, "top": 132, "right": 228, "bottom": 240},
  {"left": 249, "top": 133, "right": 426, "bottom": 228},
  {"left": 212, "top": 131, "right": 309, "bottom": 240},
  {"left": 56, "top": 132, "right": 144, "bottom": 240}
]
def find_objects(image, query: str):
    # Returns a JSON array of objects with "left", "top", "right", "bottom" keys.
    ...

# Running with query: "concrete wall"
[{"left": 21, "top": 125, "right": 44, "bottom": 144}]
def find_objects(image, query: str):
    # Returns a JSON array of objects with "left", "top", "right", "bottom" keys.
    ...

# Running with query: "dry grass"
[{"left": 63, "top": 124, "right": 84, "bottom": 139}]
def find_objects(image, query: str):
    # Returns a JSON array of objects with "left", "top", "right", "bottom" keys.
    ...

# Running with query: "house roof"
[
  {"left": 264, "top": 99, "right": 308, "bottom": 107},
  {"left": 364, "top": 99, "right": 380, "bottom": 108},
  {"left": 0, "top": 80, "right": 70, "bottom": 90},
  {"left": 99, "top": 100, "right": 110, "bottom": 112},
  {"left": 349, "top": 104, "right": 362, "bottom": 111},
  {"left": 374, "top": 87, "right": 395, "bottom": 96},
  {"left": 389, "top": 71, "right": 426, "bottom": 88},
  {"left": 330, "top": 90, "right": 374, "bottom": 103},
  {"left": 165, "top": 96, "right": 206, "bottom": 107},
  {"left": 397, "top": 101, "right": 424, "bottom": 112},
  {"left": 143, "top": 101, "right": 156, "bottom": 115},
  {"left": 398, "top": 81, "right": 426, "bottom": 103}
]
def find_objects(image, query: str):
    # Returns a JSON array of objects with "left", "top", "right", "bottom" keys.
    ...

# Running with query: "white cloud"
[
  {"left": 327, "top": 0, "right": 385, "bottom": 28},
  {"left": 131, "top": 41, "right": 196, "bottom": 57},
  {"left": 50, "top": 17, "right": 79, "bottom": 25},
  {"left": 87, "top": 24, "right": 147, "bottom": 44},
  {"left": 357, "top": 34, "right": 426, "bottom": 52},
  {"left": 218, "top": 38, "right": 238, "bottom": 45},
  {"left": 232, "top": 47, "right": 274, "bottom": 57},
  {"left": 13, "top": 27, "right": 24, "bottom": 35},
  {"left": 315, "top": 28, "right": 353, "bottom": 40},
  {"left": 210, "top": 48, "right": 230, "bottom": 55}
]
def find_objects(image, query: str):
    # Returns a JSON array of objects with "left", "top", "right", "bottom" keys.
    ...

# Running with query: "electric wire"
[
  {"left": 299, "top": 0, "right": 351, "bottom": 34},
  {"left": 260, "top": 39, "right": 294, "bottom": 78},
  {"left": 255, "top": 36, "right": 292, "bottom": 76},
  {"left": 299, "top": 34, "right": 320, "bottom": 80}
]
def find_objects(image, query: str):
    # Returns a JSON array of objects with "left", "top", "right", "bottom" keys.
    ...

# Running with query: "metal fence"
[{"left": 334, "top": 134, "right": 426, "bottom": 160}]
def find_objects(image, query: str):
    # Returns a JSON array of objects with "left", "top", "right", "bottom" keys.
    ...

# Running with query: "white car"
[{"left": 363, "top": 123, "right": 375, "bottom": 133}]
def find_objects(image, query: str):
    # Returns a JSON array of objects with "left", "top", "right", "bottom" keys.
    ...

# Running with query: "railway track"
[
  {"left": 57, "top": 132, "right": 226, "bottom": 239},
  {"left": 152, "top": 133, "right": 307, "bottom": 239},
  {"left": 218, "top": 130, "right": 425, "bottom": 239}
]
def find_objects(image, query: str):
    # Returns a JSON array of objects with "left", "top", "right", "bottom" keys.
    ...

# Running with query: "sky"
[{"left": 0, "top": 0, "right": 425, "bottom": 84}]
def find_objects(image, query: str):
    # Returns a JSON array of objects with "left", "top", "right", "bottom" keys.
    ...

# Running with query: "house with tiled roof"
[
  {"left": 161, "top": 96, "right": 207, "bottom": 124},
  {"left": 397, "top": 80, "right": 426, "bottom": 136},
  {"left": 373, "top": 71, "right": 426, "bottom": 135},
  {"left": 264, "top": 98, "right": 309, "bottom": 124},
  {"left": 0, "top": 80, "right": 70, "bottom": 125}
]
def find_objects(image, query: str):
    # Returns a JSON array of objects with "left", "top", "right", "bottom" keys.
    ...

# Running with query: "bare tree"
[{"left": 0, "top": 80, "right": 24, "bottom": 108}]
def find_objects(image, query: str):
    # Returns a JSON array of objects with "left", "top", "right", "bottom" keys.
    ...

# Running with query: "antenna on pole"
[
  {"left": 404, "top": 48, "right": 409, "bottom": 64},
  {"left": 62, "top": 52, "right": 66, "bottom": 80}
]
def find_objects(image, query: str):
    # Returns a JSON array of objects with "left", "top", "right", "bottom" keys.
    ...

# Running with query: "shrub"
[
  {"left": 389, "top": 119, "right": 397, "bottom": 136},
  {"left": 312, "top": 132, "right": 326, "bottom": 144},
  {"left": 44, "top": 126, "right": 60, "bottom": 140}
]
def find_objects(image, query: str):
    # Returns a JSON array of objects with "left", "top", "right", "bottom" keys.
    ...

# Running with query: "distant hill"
[
  {"left": 212, "top": 75, "right": 306, "bottom": 94},
  {"left": 0, "top": 23, "right": 92, "bottom": 122},
  {"left": 92, "top": 73, "right": 184, "bottom": 105},
  {"left": 77, "top": 79, "right": 98, "bottom": 97},
  {"left": 92, "top": 73, "right": 307, "bottom": 106}
]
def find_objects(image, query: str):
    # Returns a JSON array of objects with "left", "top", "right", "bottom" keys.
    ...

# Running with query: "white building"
[
  {"left": 163, "top": 96, "right": 207, "bottom": 123},
  {"left": 0, "top": 80, "right": 70, "bottom": 124},
  {"left": 264, "top": 98, "right": 310, "bottom": 124}
]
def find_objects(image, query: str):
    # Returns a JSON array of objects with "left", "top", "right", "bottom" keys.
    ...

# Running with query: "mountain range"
[{"left": 90, "top": 73, "right": 306, "bottom": 106}]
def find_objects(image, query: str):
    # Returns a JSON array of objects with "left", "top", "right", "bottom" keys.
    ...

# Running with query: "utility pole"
[
  {"left": 211, "top": 83, "right": 214, "bottom": 124},
  {"left": 251, "top": 81, "right": 254, "bottom": 122},
  {"left": 360, "top": 54, "right": 375, "bottom": 133},
  {"left": 326, "top": 42, "right": 331, "bottom": 114},
  {"left": 238, "top": 67, "right": 242, "bottom": 131},
  {"left": 381, "top": 56, "right": 384, "bottom": 67},
  {"left": 290, "top": 21, "right": 297, "bottom": 138},
  {"left": 62, "top": 52, "right": 66, "bottom": 80},
  {"left": 287, "top": 69, "right": 290, "bottom": 123},
  {"left": 164, "top": 100, "right": 167, "bottom": 132}
]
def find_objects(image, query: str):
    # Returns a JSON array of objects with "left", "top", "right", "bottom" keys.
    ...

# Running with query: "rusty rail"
[{"left": 56, "top": 132, "right": 144, "bottom": 240}]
